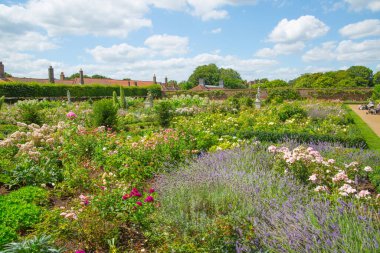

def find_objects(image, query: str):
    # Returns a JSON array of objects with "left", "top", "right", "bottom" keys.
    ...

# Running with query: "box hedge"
[{"left": 0, "top": 82, "right": 162, "bottom": 98}]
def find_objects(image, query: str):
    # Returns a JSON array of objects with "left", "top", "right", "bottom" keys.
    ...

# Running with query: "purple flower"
[{"left": 136, "top": 201, "right": 143, "bottom": 206}]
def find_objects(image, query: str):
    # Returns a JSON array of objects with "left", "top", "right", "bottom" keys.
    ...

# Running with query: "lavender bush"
[{"left": 152, "top": 144, "right": 380, "bottom": 252}]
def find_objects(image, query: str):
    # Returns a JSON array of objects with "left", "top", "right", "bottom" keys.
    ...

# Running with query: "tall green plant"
[
  {"left": 120, "top": 87, "right": 126, "bottom": 109},
  {"left": 92, "top": 99, "right": 118, "bottom": 128},
  {"left": 0, "top": 95, "right": 4, "bottom": 110},
  {"left": 112, "top": 91, "right": 119, "bottom": 108},
  {"left": 155, "top": 101, "right": 173, "bottom": 128}
]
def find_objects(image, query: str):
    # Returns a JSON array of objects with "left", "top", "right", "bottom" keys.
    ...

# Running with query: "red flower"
[
  {"left": 122, "top": 194, "right": 130, "bottom": 200},
  {"left": 144, "top": 196, "right": 154, "bottom": 203},
  {"left": 148, "top": 188, "right": 155, "bottom": 193},
  {"left": 136, "top": 201, "right": 142, "bottom": 206},
  {"left": 130, "top": 188, "right": 142, "bottom": 197}
]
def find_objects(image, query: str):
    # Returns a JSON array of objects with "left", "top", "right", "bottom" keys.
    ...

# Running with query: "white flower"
[
  {"left": 308, "top": 174, "right": 318, "bottom": 183},
  {"left": 267, "top": 145, "right": 277, "bottom": 153},
  {"left": 314, "top": 185, "right": 328, "bottom": 192},
  {"left": 356, "top": 190, "right": 371, "bottom": 199},
  {"left": 363, "top": 166, "right": 373, "bottom": 172}
]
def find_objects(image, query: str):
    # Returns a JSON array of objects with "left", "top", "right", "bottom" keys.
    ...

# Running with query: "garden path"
[{"left": 349, "top": 105, "right": 380, "bottom": 137}]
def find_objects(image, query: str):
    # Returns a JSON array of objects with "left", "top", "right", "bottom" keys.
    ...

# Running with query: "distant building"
[{"left": 190, "top": 78, "right": 225, "bottom": 91}]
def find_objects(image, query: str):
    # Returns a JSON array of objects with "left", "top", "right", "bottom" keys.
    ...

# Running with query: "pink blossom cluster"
[
  {"left": 66, "top": 111, "right": 77, "bottom": 120},
  {"left": 131, "top": 129, "right": 182, "bottom": 150},
  {"left": 269, "top": 145, "right": 376, "bottom": 201},
  {"left": 122, "top": 187, "right": 155, "bottom": 207}
]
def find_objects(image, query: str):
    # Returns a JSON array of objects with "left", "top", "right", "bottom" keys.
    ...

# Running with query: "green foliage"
[
  {"left": 119, "top": 86, "right": 126, "bottom": 109},
  {"left": 0, "top": 95, "right": 4, "bottom": 110},
  {"left": 257, "top": 79, "right": 288, "bottom": 88},
  {"left": 219, "top": 68, "right": 245, "bottom": 88},
  {"left": 112, "top": 91, "right": 119, "bottom": 108},
  {"left": 16, "top": 100, "right": 43, "bottom": 125},
  {"left": 178, "top": 81, "right": 194, "bottom": 90},
  {"left": 1, "top": 235, "right": 63, "bottom": 253},
  {"left": 155, "top": 101, "right": 173, "bottom": 127},
  {"left": 6, "top": 186, "right": 49, "bottom": 206},
  {"left": 372, "top": 84, "right": 380, "bottom": 100},
  {"left": 66, "top": 73, "right": 90, "bottom": 80},
  {"left": 91, "top": 74, "right": 109, "bottom": 79},
  {"left": 7, "top": 158, "right": 63, "bottom": 188},
  {"left": 373, "top": 71, "right": 380, "bottom": 86},
  {"left": 92, "top": 99, "right": 118, "bottom": 128},
  {"left": 277, "top": 104, "right": 307, "bottom": 122},
  {"left": 0, "top": 82, "right": 161, "bottom": 98},
  {"left": 291, "top": 66, "right": 374, "bottom": 88},
  {"left": 188, "top": 64, "right": 244, "bottom": 89},
  {"left": 266, "top": 88, "right": 301, "bottom": 103}
]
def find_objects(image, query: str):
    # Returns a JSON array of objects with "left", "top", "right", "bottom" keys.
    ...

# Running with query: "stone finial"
[
  {"left": 153, "top": 74, "right": 157, "bottom": 84},
  {"left": 0, "top": 61, "right": 4, "bottom": 78},
  {"left": 79, "top": 68, "right": 84, "bottom": 85},
  {"left": 199, "top": 78, "right": 205, "bottom": 87},
  {"left": 219, "top": 80, "right": 224, "bottom": 88},
  {"left": 60, "top": 72, "right": 65, "bottom": 80},
  {"left": 48, "top": 66, "right": 55, "bottom": 83}
]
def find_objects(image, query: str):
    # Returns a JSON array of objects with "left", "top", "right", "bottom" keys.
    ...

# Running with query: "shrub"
[
  {"left": 1, "top": 235, "right": 63, "bottom": 253},
  {"left": 16, "top": 100, "right": 43, "bottom": 125},
  {"left": 112, "top": 91, "right": 119, "bottom": 108},
  {"left": 277, "top": 103, "right": 307, "bottom": 122},
  {"left": 92, "top": 99, "right": 118, "bottom": 128},
  {"left": 154, "top": 101, "right": 173, "bottom": 128},
  {"left": 266, "top": 88, "right": 301, "bottom": 102}
]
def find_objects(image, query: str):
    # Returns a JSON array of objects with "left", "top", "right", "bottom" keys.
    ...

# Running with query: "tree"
[
  {"left": 67, "top": 73, "right": 90, "bottom": 80},
  {"left": 346, "top": 66, "right": 373, "bottom": 87},
  {"left": 263, "top": 79, "right": 288, "bottom": 88},
  {"left": 219, "top": 68, "right": 244, "bottom": 88},
  {"left": 188, "top": 63, "right": 220, "bottom": 88},
  {"left": 91, "top": 74, "right": 109, "bottom": 79},
  {"left": 372, "top": 71, "right": 380, "bottom": 86},
  {"left": 313, "top": 75, "right": 334, "bottom": 88},
  {"left": 178, "top": 81, "right": 194, "bottom": 90},
  {"left": 120, "top": 86, "right": 126, "bottom": 109},
  {"left": 4, "top": 72, "right": 12, "bottom": 77},
  {"left": 187, "top": 64, "right": 244, "bottom": 89}
]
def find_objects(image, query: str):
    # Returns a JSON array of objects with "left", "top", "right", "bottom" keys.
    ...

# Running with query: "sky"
[{"left": 0, "top": 0, "right": 379, "bottom": 82}]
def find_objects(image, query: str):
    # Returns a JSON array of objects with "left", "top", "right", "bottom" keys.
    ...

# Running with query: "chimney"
[
  {"left": 165, "top": 76, "right": 168, "bottom": 84},
  {"left": 48, "top": 66, "right": 55, "bottom": 83},
  {"left": 60, "top": 72, "right": 65, "bottom": 80},
  {"left": 219, "top": 80, "right": 224, "bottom": 88},
  {"left": 199, "top": 78, "right": 205, "bottom": 87},
  {"left": 79, "top": 68, "right": 84, "bottom": 85},
  {"left": 153, "top": 74, "right": 157, "bottom": 84},
  {"left": 0, "top": 62, "right": 4, "bottom": 78}
]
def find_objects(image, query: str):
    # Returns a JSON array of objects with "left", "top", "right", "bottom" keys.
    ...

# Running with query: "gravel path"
[{"left": 349, "top": 105, "right": 380, "bottom": 137}]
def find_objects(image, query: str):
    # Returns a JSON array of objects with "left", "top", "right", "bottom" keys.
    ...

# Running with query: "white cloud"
[
  {"left": 345, "top": 0, "right": 380, "bottom": 12},
  {"left": 211, "top": 28, "right": 222, "bottom": 34},
  {"left": 339, "top": 19, "right": 380, "bottom": 39},
  {"left": 144, "top": 34, "right": 189, "bottom": 57},
  {"left": 255, "top": 42, "right": 305, "bottom": 57},
  {"left": 303, "top": 39, "right": 380, "bottom": 63},
  {"left": 268, "top": 15, "right": 329, "bottom": 43},
  {"left": 302, "top": 41, "right": 337, "bottom": 62},
  {"left": 89, "top": 34, "right": 189, "bottom": 62}
]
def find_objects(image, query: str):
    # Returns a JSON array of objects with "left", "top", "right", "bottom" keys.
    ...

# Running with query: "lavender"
[{"left": 154, "top": 144, "right": 380, "bottom": 252}]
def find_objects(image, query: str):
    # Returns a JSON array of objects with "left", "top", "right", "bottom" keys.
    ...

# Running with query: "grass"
[{"left": 344, "top": 104, "right": 380, "bottom": 151}]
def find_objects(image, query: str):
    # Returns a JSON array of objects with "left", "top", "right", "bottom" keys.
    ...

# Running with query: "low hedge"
[
  {"left": 236, "top": 129, "right": 368, "bottom": 148},
  {"left": 0, "top": 82, "right": 162, "bottom": 98}
]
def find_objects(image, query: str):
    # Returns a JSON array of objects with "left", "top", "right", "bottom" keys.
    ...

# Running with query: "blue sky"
[{"left": 0, "top": 0, "right": 379, "bottom": 82}]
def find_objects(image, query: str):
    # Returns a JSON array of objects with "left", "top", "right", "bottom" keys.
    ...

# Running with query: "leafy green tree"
[
  {"left": 67, "top": 73, "right": 90, "bottom": 80},
  {"left": 178, "top": 81, "right": 194, "bottom": 90},
  {"left": 91, "top": 74, "right": 109, "bottom": 79},
  {"left": 263, "top": 79, "right": 288, "bottom": 88},
  {"left": 313, "top": 75, "right": 334, "bottom": 88},
  {"left": 4, "top": 72, "right": 12, "bottom": 77},
  {"left": 219, "top": 68, "right": 244, "bottom": 88},
  {"left": 188, "top": 63, "right": 220, "bottom": 88},
  {"left": 372, "top": 71, "right": 380, "bottom": 86},
  {"left": 346, "top": 66, "right": 373, "bottom": 87}
]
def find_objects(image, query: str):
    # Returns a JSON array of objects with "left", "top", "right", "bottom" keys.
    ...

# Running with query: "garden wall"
[{"left": 164, "top": 87, "right": 373, "bottom": 101}]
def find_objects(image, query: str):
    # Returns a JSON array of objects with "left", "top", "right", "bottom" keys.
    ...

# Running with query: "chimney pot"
[{"left": 48, "top": 66, "right": 55, "bottom": 83}]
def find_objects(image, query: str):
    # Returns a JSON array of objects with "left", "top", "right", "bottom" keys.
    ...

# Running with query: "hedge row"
[
  {"left": 0, "top": 82, "right": 162, "bottom": 98},
  {"left": 236, "top": 130, "right": 368, "bottom": 149}
]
